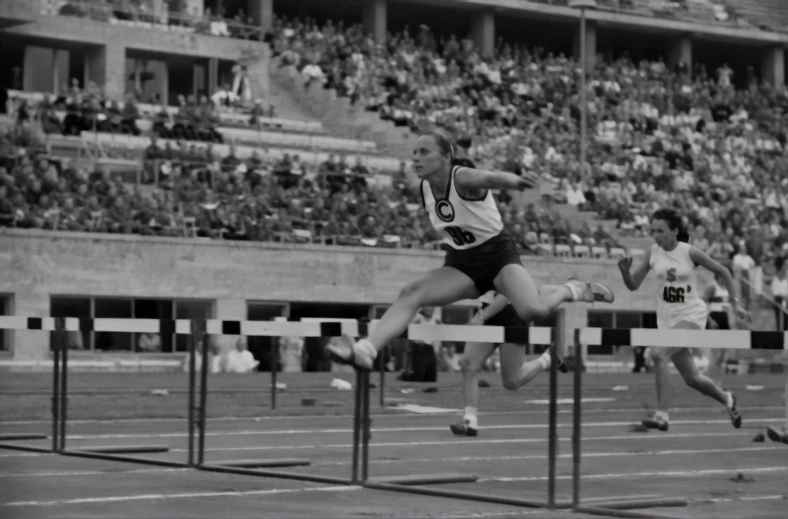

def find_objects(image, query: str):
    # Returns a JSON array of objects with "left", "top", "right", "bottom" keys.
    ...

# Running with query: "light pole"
[
  {"left": 567, "top": 5, "right": 596, "bottom": 510},
  {"left": 569, "top": 0, "right": 597, "bottom": 186}
]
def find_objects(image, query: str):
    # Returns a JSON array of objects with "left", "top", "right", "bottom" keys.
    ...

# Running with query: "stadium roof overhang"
[{"left": 448, "top": 0, "right": 788, "bottom": 46}]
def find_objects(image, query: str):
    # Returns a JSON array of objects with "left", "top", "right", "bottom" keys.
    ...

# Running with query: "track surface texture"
[{"left": 1, "top": 371, "right": 786, "bottom": 519}]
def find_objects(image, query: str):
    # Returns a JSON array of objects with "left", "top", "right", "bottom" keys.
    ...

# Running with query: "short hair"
[{"left": 652, "top": 208, "right": 689, "bottom": 243}]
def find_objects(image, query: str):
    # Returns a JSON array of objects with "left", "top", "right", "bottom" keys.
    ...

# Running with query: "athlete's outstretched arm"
[
  {"left": 689, "top": 247, "right": 750, "bottom": 323},
  {"left": 618, "top": 248, "right": 651, "bottom": 291},
  {"left": 455, "top": 167, "right": 538, "bottom": 191}
]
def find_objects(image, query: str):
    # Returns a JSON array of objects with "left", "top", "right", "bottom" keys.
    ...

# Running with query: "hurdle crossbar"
[{"left": 1, "top": 316, "right": 783, "bottom": 511}]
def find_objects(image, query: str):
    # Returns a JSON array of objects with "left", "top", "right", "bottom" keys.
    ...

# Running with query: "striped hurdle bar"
[
  {"left": 4, "top": 315, "right": 783, "bottom": 513},
  {"left": 569, "top": 329, "right": 787, "bottom": 518},
  {"left": 0, "top": 314, "right": 570, "bottom": 509}
]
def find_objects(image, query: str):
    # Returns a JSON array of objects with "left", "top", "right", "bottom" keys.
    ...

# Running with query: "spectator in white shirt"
[
  {"left": 770, "top": 261, "right": 788, "bottom": 331},
  {"left": 225, "top": 338, "right": 259, "bottom": 373}
]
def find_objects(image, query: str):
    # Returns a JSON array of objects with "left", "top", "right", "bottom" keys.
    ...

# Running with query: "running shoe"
[
  {"left": 327, "top": 336, "right": 376, "bottom": 371},
  {"left": 727, "top": 392, "right": 742, "bottom": 429},
  {"left": 642, "top": 414, "right": 669, "bottom": 432},
  {"left": 566, "top": 279, "right": 615, "bottom": 304},
  {"left": 450, "top": 419, "right": 478, "bottom": 437}
]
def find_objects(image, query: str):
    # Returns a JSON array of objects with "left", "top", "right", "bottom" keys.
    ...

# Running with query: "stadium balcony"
[{"left": 42, "top": 0, "right": 265, "bottom": 41}]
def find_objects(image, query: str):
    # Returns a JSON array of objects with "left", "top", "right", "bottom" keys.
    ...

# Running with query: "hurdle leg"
[
  {"left": 572, "top": 334, "right": 582, "bottom": 510},
  {"left": 361, "top": 371, "right": 371, "bottom": 482},
  {"left": 380, "top": 346, "right": 386, "bottom": 407},
  {"left": 547, "top": 328, "right": 559, "bottom": 508},
  {"left": 271, "top": 339, "right": 279, "bottom": 410},
  {"left": 52, "top": 321, "right": 61, "bottom": 453},
  {"left": 59, "top": 333, "right": 68, "bottom": 451},
  {"left": 187, "top": 326, "right": 197, "bottom": 467},
  {"left": 351, "top": 369, "right": 363, "bottom": 484},
  {"left": 197, "top": 323, "right": 209, "bottom": 465}
]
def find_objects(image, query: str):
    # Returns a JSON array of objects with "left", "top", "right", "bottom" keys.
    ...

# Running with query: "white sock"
[
  {"left": 725, "top": 391, "right": 734, "bottom": 410},
  {"left": 564, "top": 282, "right": 582, "bottom": 302},
  {"left": 538, "top": 351, "right": 551, "bottom": 371},
  {"left": 358, "top": 338, "right": 378, "bottom": 360},
  {"left": 464, "top": 407, "right": 478, "bottom": 428}
]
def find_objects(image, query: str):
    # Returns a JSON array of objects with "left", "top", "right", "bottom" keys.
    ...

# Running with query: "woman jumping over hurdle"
[
  {"left": 328, "top": 130, "right": 615, "bottom": 371},
  {"left": 617, "top": 208, "right": 750, "bottom": 432},
  {"left": 449, "top": 290, "right": 568, "bottom": 437}
]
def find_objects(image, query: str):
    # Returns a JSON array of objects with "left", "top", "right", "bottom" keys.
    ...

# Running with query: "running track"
[{"left": 1, "top": 372, "right": 786, "bottom": 518}]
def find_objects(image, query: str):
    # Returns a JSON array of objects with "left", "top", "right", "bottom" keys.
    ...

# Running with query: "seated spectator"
[{"left": 225, "top": 339, "right": 259, "bottom": 373}]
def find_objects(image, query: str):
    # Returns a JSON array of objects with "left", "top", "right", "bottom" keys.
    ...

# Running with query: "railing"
[{"left": 41, "top": 0, "right": 265, "bottom": 41}]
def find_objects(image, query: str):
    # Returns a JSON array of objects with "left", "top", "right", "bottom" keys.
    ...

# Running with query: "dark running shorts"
[
  {"left": 707, "top": 311, "right": 730, "bottom": 330},
  {"left": 443, "top": 233, "right": 523, "bottom": 295}
]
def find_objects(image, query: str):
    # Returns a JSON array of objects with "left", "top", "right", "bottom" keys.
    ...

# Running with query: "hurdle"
[
  {"left": 569, "top": 327, "right": 788, "bottom": 518},
  {"left": 2, "top": 316, "right": 786, "bottom": 516},
  {"left": 358, "top": 311, "right": 572, "bottom": 508}
]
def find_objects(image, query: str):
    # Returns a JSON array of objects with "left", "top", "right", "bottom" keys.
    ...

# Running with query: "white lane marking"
[
  {"left": 0, "top": 468, "right": 186, "bottom": 479},
  {"left": 480, "top": 466, "right": 788, "bottom": 482},
  {"left": 524, "top": 398, "right": 615, "bottom": 405},
  {"left": 0, "top": 453, "right": 45, "bottom": 458},
  {"left": 2, "top": 485, "right": 360, "bottom": 507},
  {"left": 2, "top": 405, "right": 782, "bottom": 425},
  {"left": 394, "top": 404, "right": 459, "bottom": 414},
  {"left": 314, "top": 446, "right": 787, "bottom": 466},
  {"left": 170, "top": 431, "right": 754, "bottom": 453},
  {"left": 59, "top": 418, "right": 784, "bottom": 440}
]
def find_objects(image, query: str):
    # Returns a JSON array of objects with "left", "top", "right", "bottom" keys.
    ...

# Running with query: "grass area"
[{"left": 1, "top": 372, "right": 784, "bottom": 422}]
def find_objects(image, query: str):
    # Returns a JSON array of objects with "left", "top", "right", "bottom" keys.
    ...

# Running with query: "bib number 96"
[{"left": 446, "top": 226, "right": 476, "bottom": 246}]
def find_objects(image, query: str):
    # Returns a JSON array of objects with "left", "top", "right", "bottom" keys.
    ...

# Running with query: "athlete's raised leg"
[{"left": 329, "top": 267, "right": 479, "bottom": 370}]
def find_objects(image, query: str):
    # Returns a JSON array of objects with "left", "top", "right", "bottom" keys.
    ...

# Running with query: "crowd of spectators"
[
  {"left": 269, "top": 15, "right": 788, "bottom": 273},
  {"left": 3, "top": 12, "right": 788, "bottom": 274}
]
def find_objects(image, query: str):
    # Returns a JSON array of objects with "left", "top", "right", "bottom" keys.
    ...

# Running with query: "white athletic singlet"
[
  {"left": 649, "top": 242, "right": 708, "bottom": 329},
  {"left": 708, "top": 280, "right": 730, "bottom": 313},
  {"left": 421, "top": 166, "right": 503, "bottom": 250}
]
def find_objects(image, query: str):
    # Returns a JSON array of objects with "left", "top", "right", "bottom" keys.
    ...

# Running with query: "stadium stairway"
[{"left": 268, "top": 59, "right": 416, "bottom": 159}]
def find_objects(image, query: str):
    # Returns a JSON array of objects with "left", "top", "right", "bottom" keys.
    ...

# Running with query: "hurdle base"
[
  {"left": 364, "top": 481, "right": 571, "bottom": 509},
  {"left": 574, "top": 505, "right": 679, "bottom": 519},
  {"left": 212, "top": 458, "right": 311, "bottom": 468},
  {"left": 0, "top": 433, "right": 48, "bottom": 441},
  {"left": 368, "top": 473, "right": 477, "bottom": 486},
  {"left": 766, "top": 426, "right": 788, "bottom": 444},
  {"left": 79, "top": 445, "right": 169, "bottom": 454},
  {"left": 199, "top": 464, "right": 352, "bottom": 486},
  {"left": 0, "top": 442, "right": 53, "bottom": 453},
  {"left": 61, "top": 449, "right": 187, "bottom": 468},
  {"left": 587, "top": 497, "right": 688, "bottom": 510}
]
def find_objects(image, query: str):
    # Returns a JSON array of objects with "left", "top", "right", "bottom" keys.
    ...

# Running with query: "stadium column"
[
  {"left": 85, "top": 42, "right": 126, "bottom": 101},
  {"left": 363, "top": 0, "right": 387, "bottom": 45},
  {"left": 472, "top": 9, "right": 495, "bottom": 59},
  {"left": 572, "top": 19, "right": 596, "bottom": 72},
  {"left": 761, "top": 46, "right": 785, "bottom": 91},
  {"left": 248, "top": 0, "right": 273, "bottom": 34},
  {"left": 667, "top": 36, "right": 692, "bottom": 76}
]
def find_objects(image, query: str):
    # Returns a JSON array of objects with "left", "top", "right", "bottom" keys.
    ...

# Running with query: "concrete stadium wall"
[
  {"left": 4, "top": 15, "right": 261, "bottom": 61},
  {"left": 0, "top": 229, "right": 667, "bottom": 361}
]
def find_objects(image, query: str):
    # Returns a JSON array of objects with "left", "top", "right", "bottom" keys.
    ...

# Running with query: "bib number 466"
[{"left": 662, "top": 286, "right": 685, "bottom": 303}]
